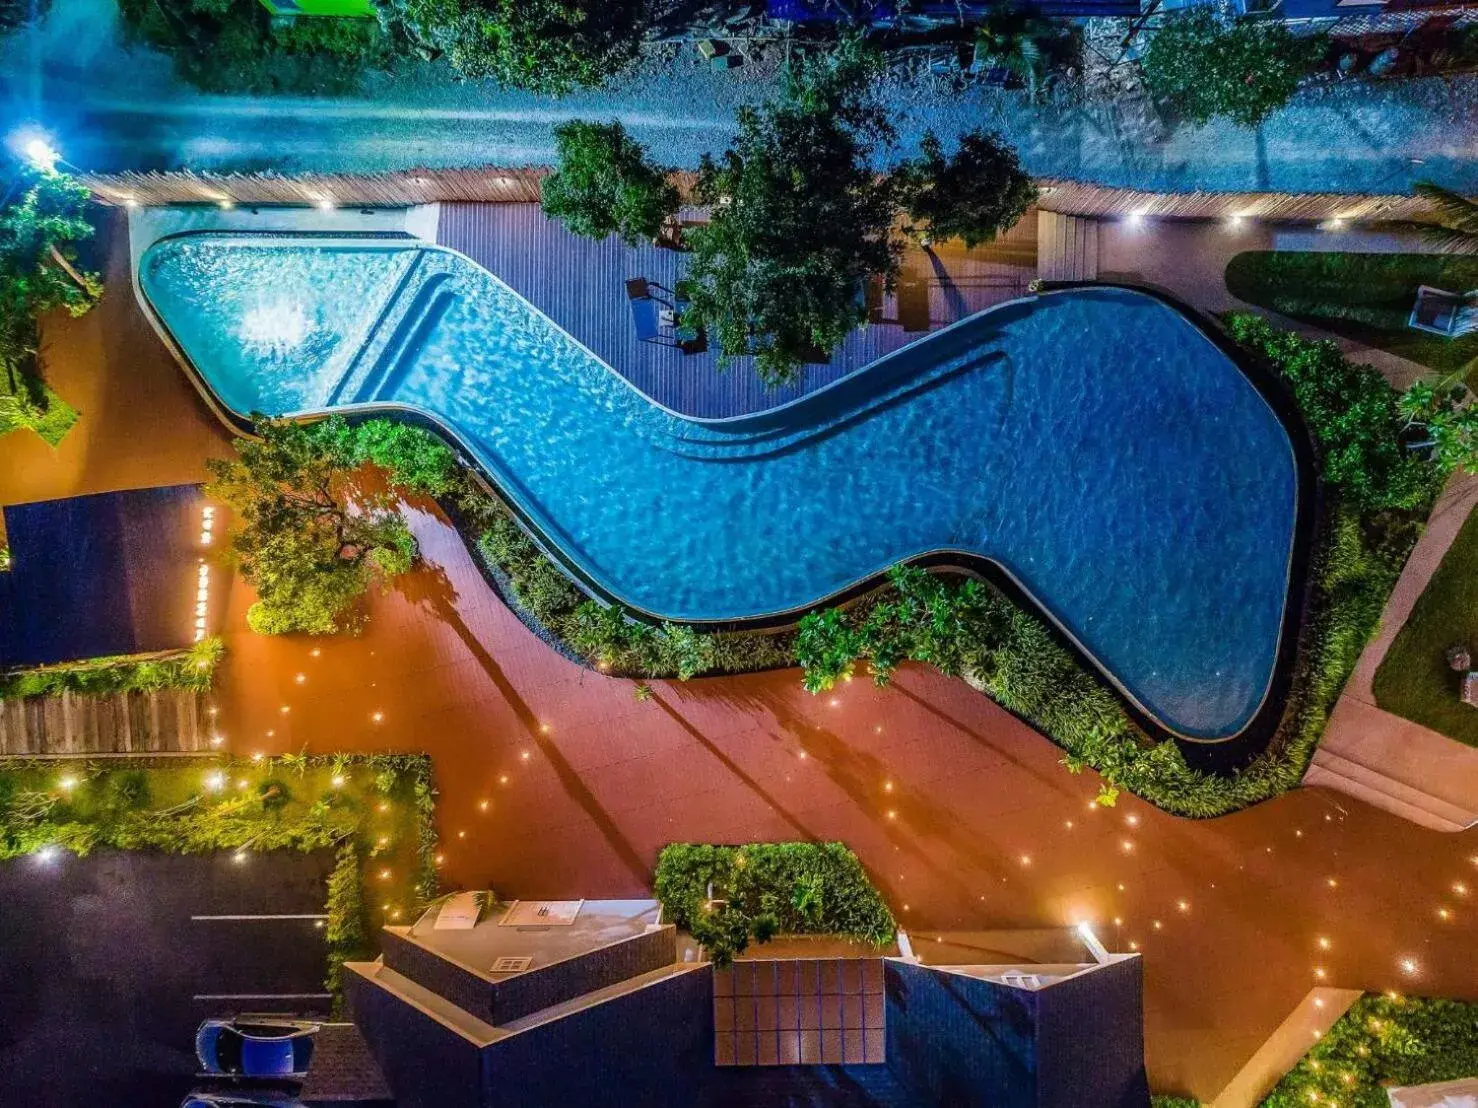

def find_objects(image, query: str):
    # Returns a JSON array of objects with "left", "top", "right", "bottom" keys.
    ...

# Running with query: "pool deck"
[{"left": 435, "top": 203, "right": 1039, "bottom": 419}]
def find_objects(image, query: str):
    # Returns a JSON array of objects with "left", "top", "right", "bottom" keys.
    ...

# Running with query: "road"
[{"left": 0, "top": 0, "right": 1475, "bottom": 192}]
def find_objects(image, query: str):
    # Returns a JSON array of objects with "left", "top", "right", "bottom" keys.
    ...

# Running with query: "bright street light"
[{"left": 22, "top": 137, "right": 60, "bottom": 173}]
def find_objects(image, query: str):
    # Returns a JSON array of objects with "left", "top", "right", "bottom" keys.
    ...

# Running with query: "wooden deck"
[
  {"left": 436, "top": 203, "right": 1038, "bottom": 419},
  {"left": 0, "top": 688, "right": 212, "bottom": 756}
]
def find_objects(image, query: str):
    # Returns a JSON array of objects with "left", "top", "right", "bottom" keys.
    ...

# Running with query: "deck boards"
[
  {"left": 436, "top": 203, "right": 1037, "bottom": 419},
  {"left": 0, "top": 689, "right": 209, "bottom": 756}
]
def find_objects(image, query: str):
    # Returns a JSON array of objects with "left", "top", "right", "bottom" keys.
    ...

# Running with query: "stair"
[
  {"left": 1305, "top": 746, "right": 1477, "bottom": 833},
  {"left": 1036, "top": 212, "right": 1100, "bottom": 283}
]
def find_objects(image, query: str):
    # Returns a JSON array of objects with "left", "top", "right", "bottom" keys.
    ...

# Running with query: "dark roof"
[{"left": 0, "top": 484, "right": 208, "bottom": 668}]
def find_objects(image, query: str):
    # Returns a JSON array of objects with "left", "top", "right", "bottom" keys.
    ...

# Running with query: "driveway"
[
  {"left": 0, "top": 0, "right": 1475, "bottom": 192},
  {"left": 0, "top": 849, "right": 334, "bottom": 1107}
]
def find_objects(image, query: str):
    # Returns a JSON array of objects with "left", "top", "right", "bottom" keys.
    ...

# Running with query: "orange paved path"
[{"left": 4, "top": 214, "right": 1476, "bottom": 1102}]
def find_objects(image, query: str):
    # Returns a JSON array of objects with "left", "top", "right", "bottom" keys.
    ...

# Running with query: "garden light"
[
  {"left": 36, "top": 845, "right": 59, "bottom": 863},
  {"left": 58, "top": 775, "right": 77, "bottom": 791},
  {"left": 331, "top": 775, "right": 346, "bottom": 788}
]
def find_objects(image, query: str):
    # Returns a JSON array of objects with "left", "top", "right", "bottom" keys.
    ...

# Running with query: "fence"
[{"left": 78, "top": 165, "right": 1439, "bottom": 225}]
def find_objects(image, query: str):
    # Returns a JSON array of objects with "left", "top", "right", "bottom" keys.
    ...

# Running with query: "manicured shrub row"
[
  {"left": 1263, "top": 994, "right": 1478, "bottom": 1108},
  {"left": 0, "top": 637, "right": 225, "bottom": 701},
  {"left": 654, "top": 842, "right": 896, "bottom": 967},
  {"left": 0, "top": 753, "right": 438, "bottom": 1006}
]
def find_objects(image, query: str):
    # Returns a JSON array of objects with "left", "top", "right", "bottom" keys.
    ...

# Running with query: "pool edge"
[{"left": 131, "top": 232, "right": 1316, "bottom": 754}]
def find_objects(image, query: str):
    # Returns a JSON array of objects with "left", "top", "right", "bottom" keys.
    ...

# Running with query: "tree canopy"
[
  {"left": 541, "top": 120, "right": 679, "bottom": 245},
  {"left": 1140, "top": 9, "right": 1325, "bottom": 127},
  {"left": 396, "top": 0, "right": 646, "bottom": 93},
  {"left": 205, "top": 418, "right": 419, "bottom": 636},
  {"left": 0, "top": 167, "right": 100, "bottom": 377},
  {"left": 0, "top": 166, "right": 99, "bottom": 441},
  {"left": 897, "top": 130, "right": 1037, "bottom": 248},
  {"left": 682, "top": 40, "right": 901, "bottom": 387}
]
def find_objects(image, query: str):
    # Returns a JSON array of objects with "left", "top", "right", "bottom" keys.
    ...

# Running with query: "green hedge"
[
  {"left": 0, "top": 638, "right": 225, "bottom": 701},
  {"left": 1263, "top": 994, "right": 1478, "bottom": 1107},
  {"left": 0, "top": 753, "right": 438, "bottom": 1007},
  {"left": 654, "top": 842, "right": 896, "bottom": 966}
]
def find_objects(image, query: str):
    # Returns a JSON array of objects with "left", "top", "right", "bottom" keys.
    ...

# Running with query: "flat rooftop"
[{"left": 395, "top": 898, "right": 663, "bottom": 981}]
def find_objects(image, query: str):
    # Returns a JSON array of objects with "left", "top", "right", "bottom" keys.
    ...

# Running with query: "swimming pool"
[{"left": 139, "top": 232, "right": 1300, "bottom": 741}]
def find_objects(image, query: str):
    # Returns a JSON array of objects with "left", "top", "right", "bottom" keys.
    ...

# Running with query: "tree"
[
  {"left": 974, "top": 5, "right": 1064, "bottom": 102},
  {"left": 396, "top": 0, "right": 646, "bottom": 93},
  {"left": 1412, "top": 182, "right": 1478, "bottom": 256},
  {"left": 205, "top": 418, "right": 417, "bottom": 636},
  {"left": 541, "top": 120, "right": 679, "bottom": 245},
  {"left": 0, "top": 166, "right": 99, "bottom": 436},
  {"left": 1140, "top": 9, "right": 1326, "bottom": 127},
  {"left": 897, "top": 130, "right": 1037, "bottom": 248},
  {"left": 683, "top": 39, "right": 901, "bottom": 387},
  {"left": 117, "top": 0, "right": 388, "bottom": 95}
]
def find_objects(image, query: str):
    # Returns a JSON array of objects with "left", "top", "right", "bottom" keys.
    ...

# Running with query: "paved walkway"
[
  {"left": 2, "top": 0, "right": 1477, "bottom": 191},
  {"left": 5, "top": 212, "right": 1478, "bottom": 1103},
  {"left": 1309, "top": 472, "right": 1478, "bottom": 832}
]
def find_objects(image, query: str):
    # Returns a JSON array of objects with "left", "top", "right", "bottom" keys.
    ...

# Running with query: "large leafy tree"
[
  {"left": 897, "top": 129, "right": 1036, "bottom": 248},
  {"left": 206, "top": 418, "right": 417, "bottom": 636},
  {"left": 397, "top": 0, "right": 646, "bottom": 93},
  {"left": 0, "top": 166, "right": 99, "bottom": 434},
  {"left": 118, "top": 0, "right": 387, "bottom": 94},
  {"left": 541, "top": 120, "right": 679, "bottom": 245},
  {"left": 683, "top": 39, "right": 901, "bottom": 387},
  {"left": 1140, "top": 9, "right": 1326, "bottom": 127}
]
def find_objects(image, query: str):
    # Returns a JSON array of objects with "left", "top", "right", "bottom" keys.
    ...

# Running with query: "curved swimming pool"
[{"left": 139, "top": 233, "right": 1300, "bottom": 741}]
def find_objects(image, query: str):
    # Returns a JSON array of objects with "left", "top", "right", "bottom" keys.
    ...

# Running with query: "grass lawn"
[
  {"left": 0, "top": 369, "right": 78, "bottom": 446},
  {"left": 1372, "top": 501, "right": 1478, "bottom": 747},
  {"left": 1225, "top": 252, "right": 1478, "bottom": 385}
]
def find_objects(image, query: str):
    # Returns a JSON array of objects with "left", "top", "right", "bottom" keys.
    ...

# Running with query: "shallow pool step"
[
  {"left": 324, "top": 250, "right": 427, "bottom": 408},
  {"left": 353, "top": 278, "right": 457, "bottom": 406}
]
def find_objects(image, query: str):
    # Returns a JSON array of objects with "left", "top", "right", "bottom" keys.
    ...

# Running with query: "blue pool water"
[{"left": 140, "top": 234, "right": 1299, "bottom": 740}]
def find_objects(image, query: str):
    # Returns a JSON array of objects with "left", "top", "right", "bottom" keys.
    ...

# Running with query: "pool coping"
[{"left": 131, "top": 227, "right": 1316, "bottom": 753}]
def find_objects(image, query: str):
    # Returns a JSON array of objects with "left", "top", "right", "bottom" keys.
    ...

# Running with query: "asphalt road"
[
  {"left": 0, "top": 0, "right": 1475, "bottom": 193},
  {"left": 0, "top": 849, "right": 334, "bottom": 1108}
]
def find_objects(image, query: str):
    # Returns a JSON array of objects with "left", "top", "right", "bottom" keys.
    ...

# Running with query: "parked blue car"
[{"left": 194, "top": 1019, "right": 319, "bottom": 1079}]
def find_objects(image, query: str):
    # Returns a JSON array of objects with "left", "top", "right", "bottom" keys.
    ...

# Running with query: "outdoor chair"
[
  {"left": 626, "top": 277, "right": 706, "bottom": 354},
  {"left": 1409, "top": 285, "right": 1478, "bottom": 338}
]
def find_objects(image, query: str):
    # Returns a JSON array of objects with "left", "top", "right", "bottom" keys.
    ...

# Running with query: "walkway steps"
[
  {"left": 1306, "top": 745, "right": 1476, "bottom": 833},
  {"left": 0, "top": 688, "right": 209, "bottom": 756},
  {"left": 1036, "top": 212, "right": 1100, "bottom": 282}
]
